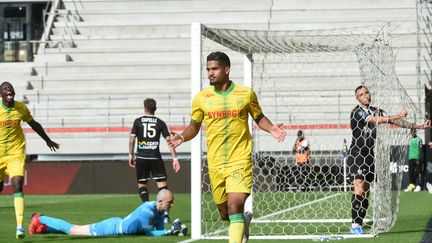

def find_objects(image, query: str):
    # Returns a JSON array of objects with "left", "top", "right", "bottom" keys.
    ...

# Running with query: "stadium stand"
[{"left": 0, "top": 0, "right": 424, "bottom": 158}]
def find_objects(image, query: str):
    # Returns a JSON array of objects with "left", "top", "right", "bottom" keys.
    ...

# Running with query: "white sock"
[{"left": 427, "top": 183, "right": 432, "bottom": 193}]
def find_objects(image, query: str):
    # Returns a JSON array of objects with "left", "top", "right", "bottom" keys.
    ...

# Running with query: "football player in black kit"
[
  {"left": 348, "top": 85, "right": 430, "bottom": 234},
  {"left": 129, "top": 98, "right": 180, "bottom": 223}
]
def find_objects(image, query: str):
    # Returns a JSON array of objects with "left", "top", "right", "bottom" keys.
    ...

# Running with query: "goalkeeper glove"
[{"left": 166, "top": 218, "right": 188, "bottom": 236}]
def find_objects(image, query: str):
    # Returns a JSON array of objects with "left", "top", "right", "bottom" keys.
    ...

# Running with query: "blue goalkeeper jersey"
[
  {"left": 89, "top": 201, "right": 165, "bottom": 236},
  {"left": 121, "top": 201, "right": 164, "bottom": 234}
]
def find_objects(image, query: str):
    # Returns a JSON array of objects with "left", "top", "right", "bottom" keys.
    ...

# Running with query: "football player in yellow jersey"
[
  {"left": 167, "top": 52, "right": 286, "bottom": 243},
  {"left": 0, "top": 82, "right": 59, "bottom": 239}
]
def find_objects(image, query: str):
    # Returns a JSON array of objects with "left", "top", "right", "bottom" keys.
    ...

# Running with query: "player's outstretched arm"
[
  {"left": 167, "top": 121, "right": 201, "bottom": 148},
  {"left": 255, "top": 115, "right": 286, "bottom": 142},
  {"left": 367, "top": 110, "right": 407, "bottom": 124},
  {"left": 142, "top": 219, "right": 187, "bottom": 236},
  {"left": 367, "top": 109, "right": 431, "bottom": 129},
  {"left": 165, "top": 219, "right": 187, "bottom": 236},
  {"left": 414, "top": 119, "right": 429, "bottom": 129},
  {"left": 28, "top": 119, "right": 59, "bottom": 151}
]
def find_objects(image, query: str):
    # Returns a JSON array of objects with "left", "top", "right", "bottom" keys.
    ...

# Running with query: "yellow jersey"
[
  {"left": 191, "top": 81, "right": 262, "bottom": 169},
  {"left": 0, "top": 101, "right": 33, "bottom": 155}
]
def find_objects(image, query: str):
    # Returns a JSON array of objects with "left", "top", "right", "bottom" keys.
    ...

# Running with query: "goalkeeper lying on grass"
[{"left": 28, "top": 189, "right": 187, "bottom": 237}]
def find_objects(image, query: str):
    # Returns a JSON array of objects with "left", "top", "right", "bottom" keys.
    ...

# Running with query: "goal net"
[{"left": 190, "top": 23, "right": 422, "bottom": 240}]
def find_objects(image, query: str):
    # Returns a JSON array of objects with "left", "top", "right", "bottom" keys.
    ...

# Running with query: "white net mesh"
[{"left": 198, "top": 24, "right": 422, "bottom": 239}]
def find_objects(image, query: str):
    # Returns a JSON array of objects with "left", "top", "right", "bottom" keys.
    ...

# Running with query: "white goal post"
[{"left": 190, "top": 22, "right": 422, "bottom": 240}]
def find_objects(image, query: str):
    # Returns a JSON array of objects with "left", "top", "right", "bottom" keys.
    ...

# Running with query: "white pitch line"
[
  {"left": 201, "top": 192, "right": 346, "bottom": 238},
  {"left": 178, "top": 238, "right": 199, "bottom": 243},
  {"left": 257, "top": 193, "right": 343, "bottom": 220}
]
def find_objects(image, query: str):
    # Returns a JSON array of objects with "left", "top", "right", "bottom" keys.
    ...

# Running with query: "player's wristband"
[
  {"left": 173, "top": 157, "right": 178, "bottom": 161},
  {"left": 178, "top": 134, "right": 185, "bottom": 142},
  {"left": 129, "top": 154, "right": 134, "bottom": 158}
]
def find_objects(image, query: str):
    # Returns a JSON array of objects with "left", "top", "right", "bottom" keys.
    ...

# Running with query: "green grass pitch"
[{"left": 0, "top": 192, "right": 430, "bottom": 243}]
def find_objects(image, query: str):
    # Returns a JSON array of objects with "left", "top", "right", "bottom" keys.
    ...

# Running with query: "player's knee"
[
  {"left": 217, "top": 203, "right": 229, "bottom": 220},
  {"left": 11, "top": 177, "right": 24, "bottom": 193},
  {"left": 156, "top": 179, "right": 167, "bottom": 189},
  {"left": 353, "top": 187, "right": 365, "bottom": 197},
  {"left": 138, "top": 183, "right": 147, "bottom": 189},
  {"left": 227, "top": 202, "right": 245, "bottom": 216},
  {"left": 137, "top": 178, "right": 148, "bottom": 185},
  {"left": 13, "top": 185, "right": 23, "bottom": 193},
  {"left": 157, "top": 185, "right": 168, "bottom": 191},
  {"left": 228, "top": 203, "right": 240, "bottom": 211}
]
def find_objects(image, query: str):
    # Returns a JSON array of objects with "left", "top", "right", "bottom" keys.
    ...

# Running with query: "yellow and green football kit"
[
  {"left": 191, "top": 81, "right": 262, "bottom": 204},
  {"left": 0, "top": 101, "right": 33, "bottom": 181}
]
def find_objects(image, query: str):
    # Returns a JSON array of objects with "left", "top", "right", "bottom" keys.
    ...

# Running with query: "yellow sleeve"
[
  {"left": 191, "top": 93, "right": 204, "bottom": 123},
  {"left": 21, "top": 103, "right": 33, "bottom": 123},
  {"left": 248, "top": 90, "right": 262, "bottom": 120}
]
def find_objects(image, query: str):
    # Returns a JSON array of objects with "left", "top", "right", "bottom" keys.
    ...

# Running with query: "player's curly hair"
[{"left": 207, "top": 52, "right": 230, "bottom": 67}]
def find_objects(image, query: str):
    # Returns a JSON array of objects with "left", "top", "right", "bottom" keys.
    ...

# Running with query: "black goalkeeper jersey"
[
  {"left": 131, "top": 115, "right": 170, "bottom": 159},
  {"left": 349, "top": 105, "right": 384, "bottom": 154}
]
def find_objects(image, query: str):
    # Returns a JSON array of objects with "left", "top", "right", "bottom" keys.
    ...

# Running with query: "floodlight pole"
[{"left": 191, "top": 22, "right": 202, "bottom": 240}]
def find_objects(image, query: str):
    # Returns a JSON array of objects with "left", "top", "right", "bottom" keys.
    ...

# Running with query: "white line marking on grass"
[
  {"left": 257, "top": 193, "right": 342, "bottom": 220},
  {"left": 206, "top": 192, "right": 345, "bottom": 237},
  {"left": 178, "top": 238, "right": 199, "bottom": 243}
]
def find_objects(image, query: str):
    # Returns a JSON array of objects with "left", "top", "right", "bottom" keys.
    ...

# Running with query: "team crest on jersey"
[
  {"left": 204, "top": 93, "right": 215, "bottom": 99},
  {"left": 358, "top": 110, "right": 366, "bottom": 119},
  {"left": 208, "top": 101, "right": 214, "bottom": 107}
]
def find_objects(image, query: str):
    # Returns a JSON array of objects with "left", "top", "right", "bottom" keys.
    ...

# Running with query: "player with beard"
[
  {"left": 348, "top": 85, "right": 430, "bottom": 234},
  {"left": 167, "top": 52, "right": 286, "bottom": 243}
]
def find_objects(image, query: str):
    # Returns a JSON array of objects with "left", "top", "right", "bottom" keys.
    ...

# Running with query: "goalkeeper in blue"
[{"left": 28, "top": 189, "right": 187, "bottom": 237}]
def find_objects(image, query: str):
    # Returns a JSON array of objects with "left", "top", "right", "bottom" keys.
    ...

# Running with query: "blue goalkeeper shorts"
[{"left": 89, "top": 217, "right": 122, "bottom": 236}]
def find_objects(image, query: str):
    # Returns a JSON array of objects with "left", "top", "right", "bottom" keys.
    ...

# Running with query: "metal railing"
[
  {"left": 22, "top": 90, "right": 356, "bottom": 131},
  {"left": 33, "top": 0, "right": 78, "bottom": 57},
  {"left": 25, "top": 92, "right": 191, "bottom": 130}
]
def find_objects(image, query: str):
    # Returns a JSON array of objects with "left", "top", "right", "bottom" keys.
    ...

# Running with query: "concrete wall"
[{"left": 1, "top": 160, "right": 191, "bottom": 194}]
